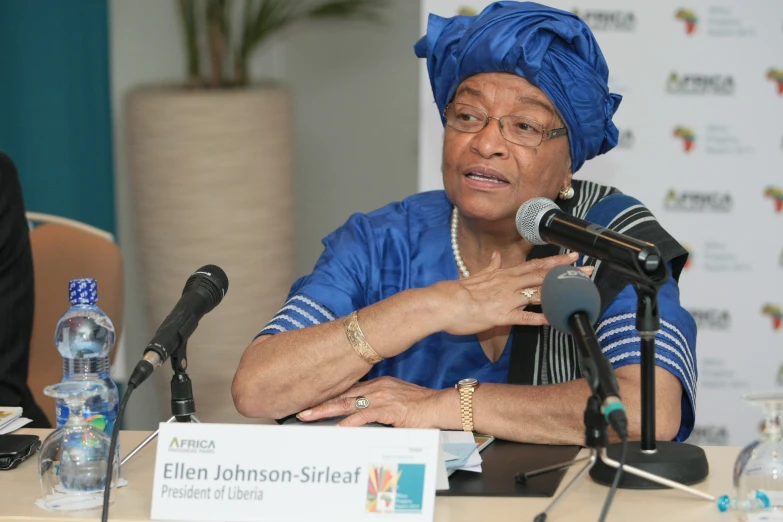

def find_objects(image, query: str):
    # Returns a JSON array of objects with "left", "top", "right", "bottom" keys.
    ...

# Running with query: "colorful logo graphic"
[
  {"left": 675, "top": 9, "right": 698, "bottom": 34},
  {"left": 457, "top": 7, "right": 478, "bottom": 16},
  {"left": 762, "top": 304, "right": 782, "bottom": 330},
  {"left": 673, "top": 126, "right": 696, "bottom": 152},
  {"left": 366, "top": 463, "right": 424, "bottom": 513},
  {"left": 765, "top": 186, "right": 783, "bottom": 213},
  {"left": 682, "top": 243, "right": 694, "bottom": 269},
  {"left": 767, "top": 68, "right": 783, "bottom": 94}
]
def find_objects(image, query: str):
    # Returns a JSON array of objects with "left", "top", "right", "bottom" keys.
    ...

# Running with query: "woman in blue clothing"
[{"left": 232, "top": 2, "right": 697, "bottom": 444}]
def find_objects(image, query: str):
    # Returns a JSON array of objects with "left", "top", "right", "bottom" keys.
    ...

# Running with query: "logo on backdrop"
[
  {"left": 672, "top": 125, "right": 752, "bottom": 155},
  {"left": 666, "top": 72, "right": 735, "bottom": 95},
  {"left": 675, "top": 7, "right": 756, "bottom": 37},
  {"left": 682, "top": 244, "right": 693, "bottom": 269},
  {"left": 616, "top": 128, "right": 635, "bottom": 149},
  {"left": 673, "top": 127, "right": 696, "bottom": 152},
  {"left": 675, "top": 9, "right": 697, "bottom": 34},
  {"left": 765, "top": 186, "right": 783, "bottom": 213},
  {"left": 168, "top": 437, "right": 216, "bottom": 454},
  {"left": 664, "top": 190, "right": 732, "bottom": 212},
  {"left": 680, "top": 243, "right": 751, "bottom": 272},
  {"left": 456, "top": 7, "right": 477, "bottom": 16},
  {"left": 762, "top": 304, "right": 782, "bottom": 331},
  {"left": 688, "top": 425, "right": 729, "bottom": 445},
  {"left": 768, "top": 69, "right": 783, "bottom": 95},
  {"left": 689, "top": 309, "right": 731, "bottom": 330},
  {"left": 573, "top": 9, "right": 636, "bottom": 31}
]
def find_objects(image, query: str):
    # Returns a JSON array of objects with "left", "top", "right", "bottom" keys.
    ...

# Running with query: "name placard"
[{"left": 150, "top": 422, "right": 440, "bottom": 522}]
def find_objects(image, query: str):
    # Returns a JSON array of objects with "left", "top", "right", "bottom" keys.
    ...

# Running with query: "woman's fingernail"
[
  {"left": 298, "top": 410, "right": 312, "bottom": 419},
  {"left": 491, "top": 251, "right": 496, "bottom": 260},
  {"left": 569, "top": 252, "right": 579, "bottom": 260}
]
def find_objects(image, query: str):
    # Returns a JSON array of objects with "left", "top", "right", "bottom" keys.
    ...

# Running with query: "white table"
[{"left": 0, "top": 429, "right": 739, "bottom": 521}]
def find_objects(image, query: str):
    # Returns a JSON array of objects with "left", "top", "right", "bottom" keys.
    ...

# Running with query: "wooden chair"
[{"left": 25, "top": 214, "right": 123, "bottom": 427}]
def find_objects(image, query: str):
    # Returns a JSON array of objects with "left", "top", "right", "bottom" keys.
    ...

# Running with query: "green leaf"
[
  {"left": 178, "top": 0, "right": 201, "bottom": 83},
  {"left": 306, "top": 0, "right": 388, "bottom": 23}
]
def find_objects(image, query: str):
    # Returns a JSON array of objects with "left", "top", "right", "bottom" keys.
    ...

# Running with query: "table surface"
[{"left": 0, "top": 429, "right": 740, "bottom": 522}]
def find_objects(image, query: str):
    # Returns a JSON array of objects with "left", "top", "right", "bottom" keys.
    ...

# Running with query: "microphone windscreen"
[
  {"left": 184, "top": 264, "right": 229, "bottom": 306},
  {"left": 541, "top": 265, "right": 601, "bottom": 335},
  {"left": 515, "top": 197, "right": 559, "bottom": 245}
]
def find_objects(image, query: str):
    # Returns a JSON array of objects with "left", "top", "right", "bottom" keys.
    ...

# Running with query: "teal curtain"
[{"left": 0, "top": 0, "right": 115, "bottom": 235}]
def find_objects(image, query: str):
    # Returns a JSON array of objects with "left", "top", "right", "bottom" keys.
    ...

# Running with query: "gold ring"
[
  {"left": 522, "top": 288, "right": 537, "bottom": 300},
  {"left": 355, "top": 397, "right": 370, "bottom": 410}
]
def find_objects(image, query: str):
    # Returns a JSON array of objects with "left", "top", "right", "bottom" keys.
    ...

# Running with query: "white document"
[{"left": 440, "top": 431, "right": 482, "bottom": 472}]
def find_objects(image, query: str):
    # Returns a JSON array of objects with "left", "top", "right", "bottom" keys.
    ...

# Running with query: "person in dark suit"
[{"left": 0, "top": 150, "right": 49, "bottom": 427}]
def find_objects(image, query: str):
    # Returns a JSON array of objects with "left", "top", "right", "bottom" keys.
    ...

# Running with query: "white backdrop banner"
[{"left": 418, "top": 0, "right": 783, "bottom": 446}]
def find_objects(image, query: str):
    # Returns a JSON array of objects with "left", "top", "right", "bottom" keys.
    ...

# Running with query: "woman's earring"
[{"left": 558, "top": 185, "right": 574, "bottom": 200}]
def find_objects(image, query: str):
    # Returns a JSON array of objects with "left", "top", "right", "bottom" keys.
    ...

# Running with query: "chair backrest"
[{"left": 26, "top": 219, "right": 124, "bottom": 427}]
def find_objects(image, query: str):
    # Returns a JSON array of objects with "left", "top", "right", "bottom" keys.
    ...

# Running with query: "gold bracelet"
[{"left": 343, "top": 311, "right": 383, "bottom": 365}]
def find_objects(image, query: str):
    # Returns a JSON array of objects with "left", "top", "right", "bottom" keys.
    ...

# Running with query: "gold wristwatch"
[{"left": 455, "top": 378, "right": 479, "bottom": 432}]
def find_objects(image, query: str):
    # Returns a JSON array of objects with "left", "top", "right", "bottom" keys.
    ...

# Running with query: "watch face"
[{"left": 458, "top": 378, "right": 478, "bottom": 387}]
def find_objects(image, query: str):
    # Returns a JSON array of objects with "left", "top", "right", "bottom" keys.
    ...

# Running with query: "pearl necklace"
[{"left": 450, "top": 207, "right": 470, "bottom": 278}]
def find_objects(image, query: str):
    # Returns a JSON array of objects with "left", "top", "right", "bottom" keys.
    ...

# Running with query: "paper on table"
[
  {"left": 442, "top": 443, "right": 478, "bottom": 469},
  {"left": 440, "top": 431, "right": 483, "bottom": 473},
  {"left": 436, "top": 442, "right": 450, "bottom": 490},
  {"left": 0, "top": 417, "right": 32, "bottom": 435},
  {"left": 0, "top": 407, "right": 22, "bottom": 428},
  {"left": 443, "top": 450, "right": 459, "bottom": 461}
]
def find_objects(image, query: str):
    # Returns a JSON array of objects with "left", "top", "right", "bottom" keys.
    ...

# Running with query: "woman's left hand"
[{"left": 296, "top": 376, "right": 454, "bottom": 429}]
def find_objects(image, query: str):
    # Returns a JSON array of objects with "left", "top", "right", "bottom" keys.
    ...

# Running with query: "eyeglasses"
[{"left": 443, "top": 103, "right": 568, "bottom": 147}]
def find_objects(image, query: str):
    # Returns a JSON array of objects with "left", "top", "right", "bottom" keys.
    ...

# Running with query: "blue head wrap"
[{"left": 414, "top": 1, "right": 622, "bottom": 173}]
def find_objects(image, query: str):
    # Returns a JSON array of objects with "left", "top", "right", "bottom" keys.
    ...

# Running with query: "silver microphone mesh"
[{"left": 515, "top": 197, "right": 559, "bottom": 245}]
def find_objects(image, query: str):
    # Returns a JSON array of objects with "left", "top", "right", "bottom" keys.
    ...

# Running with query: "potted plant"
[{"left": 125, "top": 0, "right": 385, "bottom": 423}]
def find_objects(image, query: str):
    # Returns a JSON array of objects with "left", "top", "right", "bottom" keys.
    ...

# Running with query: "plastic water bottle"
[{"left": 54, "top": 278, "right": 119, "bottom": 436}]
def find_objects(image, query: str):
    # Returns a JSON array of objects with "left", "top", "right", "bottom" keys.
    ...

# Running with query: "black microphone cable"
[
  {"left": 101, "top": 383, "right": 135, "bottom": 522},
  {"left": 597, "top": 425, "right": 628, "bottom": 522},
  {"left": 99, "top": 264, "right": 228, "bottom": 521}
]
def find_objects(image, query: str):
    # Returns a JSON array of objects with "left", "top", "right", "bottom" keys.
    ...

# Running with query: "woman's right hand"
[{"left": 429, "top": 251, "right": 591, "bottom": 336}]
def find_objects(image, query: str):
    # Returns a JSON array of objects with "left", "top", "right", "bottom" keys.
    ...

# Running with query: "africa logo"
[
  {"left": 673, "top": 127, "right": 696, "bottom": 152},
  {"left": 762, "top": 304, "right": 782, "bottom": 330},
  {"left": 680, "top": 244, "right": 694, "bottom": 269},
  {"left": 767, "top": 69, "right": 783, "bottom": 95},
  {"left": 765, "top": 186, "right": 783, "bottom": 212},
  {"left": 675, "top": 9, "right": 697, "bottom": 34}
]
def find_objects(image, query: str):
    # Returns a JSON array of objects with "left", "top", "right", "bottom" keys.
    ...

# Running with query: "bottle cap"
[{"left": 68, "top": 278, "right": 98, "bottom": 305}]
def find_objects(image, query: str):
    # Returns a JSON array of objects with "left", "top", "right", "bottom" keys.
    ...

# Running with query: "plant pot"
[{"left": 126, "top": 86, "right": 294, "bottom": 423}]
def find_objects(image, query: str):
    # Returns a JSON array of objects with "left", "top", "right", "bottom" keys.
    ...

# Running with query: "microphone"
[
  {"left": 128, "top": 265, "right": 229, "bottom": 389},
  {"left": 541, "top": 265, "right": 628, "bottom": 440},
  {"left": 516, "top": 198, "right": 667, "bottom": 286}
]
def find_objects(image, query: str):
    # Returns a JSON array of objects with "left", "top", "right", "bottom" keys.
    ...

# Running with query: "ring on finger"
[
  {"left": 355, "top": 397, "right": 370, "bottom": 410},
  {"left": 522, "top": 288, "right": 537, "bottom": 300}
]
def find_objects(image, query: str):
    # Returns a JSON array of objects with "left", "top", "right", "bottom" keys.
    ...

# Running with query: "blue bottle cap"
[
  {"left": 69, "top": 278, "right": 98, "bottom": 305},
  {"left": 717, "top": 494, "right": 731, "bottom": 512}
]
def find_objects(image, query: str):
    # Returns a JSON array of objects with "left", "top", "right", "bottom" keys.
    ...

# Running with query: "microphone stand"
[
  {"left": 589, "top": 282, "right": 708, "bottom": 488},
  {"left": 517, "top": 304, "right": 714, "bottom": 521},
  {"left": 517, "top": 395, "right": 605, "bottom": 522},
  {"left": 121, "top": 342, "right": 200, "bottom": 466},
  {"left": 587, "top": 251, "right": 709, "bottom": 489}
]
